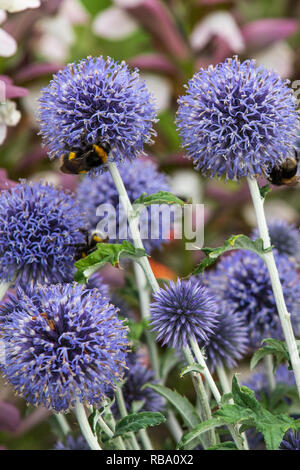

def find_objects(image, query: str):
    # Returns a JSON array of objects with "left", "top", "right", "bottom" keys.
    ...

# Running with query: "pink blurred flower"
[
  {"left": 0, "top": 401, "right": 21, "bottom": 433},
  {"left": 242, "top": 18, "right": 298, "bottom": 49},
  {"left": 92, "top": 6, "right": 138, "bottom": 40}
]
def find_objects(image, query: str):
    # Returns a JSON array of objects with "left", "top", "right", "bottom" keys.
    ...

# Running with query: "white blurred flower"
[
  {"left": 92, "top": 6, "right": 138, "bottom": 40},
  {"left": 141, "top": 73, "right": 172, "bottom": 112},
  {"left": 190, "top": 11, "right": 245, "bottom": 52},
  {"left": 171, "top": 169, "right": 203, "bottom": 203},
  {"left": 254, "top": 41, "right": 294, "bottom": 78},
  {"left": 35, "top": 0, "right": 88, "bottom": 62},
  {"left": 0, "top": 9, "right": 17, "bottom": 57},
  {"left": 0, "top": 0, "right": 40, "bottom": 12},
  {"left": 0, "top": 100, "right": 21, "bottom": 144}
]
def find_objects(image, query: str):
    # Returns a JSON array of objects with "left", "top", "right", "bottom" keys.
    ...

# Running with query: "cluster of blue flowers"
[{"left": 0, "top": 52, "right": 299, "bottom": 450}]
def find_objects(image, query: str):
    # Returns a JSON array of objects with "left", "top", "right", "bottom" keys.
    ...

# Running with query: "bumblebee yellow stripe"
[{"left": 93, "top": 144, "right": 108, "bottom": 163}]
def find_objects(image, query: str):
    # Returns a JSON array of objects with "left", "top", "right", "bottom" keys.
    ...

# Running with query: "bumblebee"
[
  {"left": 74, "top": 231, "right": 106, "bottom": 261},
  {"left": 60, "top": 143, "right": 109, "bottom": 174},
  {"left": 268, "top": 150, "right": 299, "bottom": 187}
]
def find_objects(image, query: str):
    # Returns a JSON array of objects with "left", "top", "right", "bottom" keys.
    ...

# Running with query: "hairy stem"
[
  {"left": 55, "top": 413, "right": 71, "bottom": 436},
  {"left": 0, "top": 281, "right": 10, "bottom": 301},
  {"left": 74, "top": 401, "right": 102, "bottom": 450},
  {"left": 247, "top": 176, "right": 300, "bottom": 399},
  {"left": 115, "top": 385, "right": 140, "bottom": 450}
]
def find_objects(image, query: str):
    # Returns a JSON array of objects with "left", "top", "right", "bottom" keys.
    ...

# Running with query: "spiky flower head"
[
  {"left": 199, "top": 301, "right": 249, "bottom": 372},
  {"left": 243, "top": 364, "right": 296, "bottom": 401},
  {"left": 252, "top": 219, "right": 300, "bottom": 265},
  {"left": 208, "top": 250, "right": 300, "bottom": 348},
  {"left": 76, "top": 159, "right": 170, "bottom": 253},
  {"left": 38, "top": 56, "right": 157, "bottom": 171},
  {"left": 176, "top": 56, "right": 299, "bottom": 180},
  {"left": 0, "top": 283, "right": 129, "bottom": 412},
  {"left": 110, "top": 353, "right": 164, "bottom": 415},
  {"left": 150, "top": 279, "right": 219, "bottom": 349},
  {"left": 55, "top": 435, "right": 89, "bottom": 450},
  {"left": 280, "top": 431, "right": 300, "bottom": 450},
  {"left": 0, "top": 181, "right": 86, "bottom": 285}
]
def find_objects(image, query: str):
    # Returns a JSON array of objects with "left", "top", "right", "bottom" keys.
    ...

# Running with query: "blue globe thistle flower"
[
  {"left": 76, "top": 159, "right": 171, "bottom": 253},
  {"left": 280, "top": 430, "right": 300, "bottom": 450},
  {"left": 199, "top": 302, "right": 249, "bottom": 373},
  {"left": 243, "top": 365, "right": 296, "bottom": 401},
  {"left": 85, "top": 271, "right": 110, "bottom": 298},
  {"left": 110, "top": 353, "right": 164, "bottom": 416},
  {"left": 0, "top": 283, "right": 129, "bottom": 412},
  {"left": 0, "top": 181, "right": 86, "bottom": 286},
  {"left": 55, "top": 435, "right": 89, "bottom": 450},
  {"left": 176, "top": 56, "right": 299, "bottom": 180},
  {"left": 38, "top": 56, "right": 157, "bottom": 171},
  {"left": 252, "top": 220, "right": 300, "bottom": 265},
  {"left": 208, "top": 250, "right": 300, "bottom": 348},
  {"left": 150, "top": 279, "right": 219, "bottom": 349}
]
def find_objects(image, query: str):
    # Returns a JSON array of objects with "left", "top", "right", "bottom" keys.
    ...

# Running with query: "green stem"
[
  {"left": 182, "top": 345, "right": 216, "bottom": 448},
  {"left": 97, "top": 415, "right": 126, "bottom": 450},
  {"left": 133, "top": 262, "right": 160, "bottom": 380},
  {"left": 139, "top": 428, "right": 153, "bottom": 450},
  {"left": 115, "top": 385, "right": 140, "bottom": 450},
  {"left": 55, "top": 413, "right": 71, "bottom": 436},
  {"left": 0, "top": 281, "right": 10, "bottom": 301},
  {"left": 247, "top": 176, "right": 300, "bottom": 399},
  {"left": 216, "top": 365, "right": 249, "bottom": 450},
  {"left": 264, "top": 356, "right": 276, "bottom": 391},
  {"left": 189, "top": 339, "right": 246, "bottom": 451},
  {"left": 74, "top": 401, "right": 101, "bottom": 450}
]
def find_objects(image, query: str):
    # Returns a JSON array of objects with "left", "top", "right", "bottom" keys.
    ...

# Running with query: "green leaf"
[
  {"left": 250, "top": 338, "right": 290, "bottom": 372},
  {"left": 207, "top": 442, "right": 238, "bottom": 450},
  {"left": 79, "top": 0, "right": 111, "bottom": 17},
  {"left": 143, "top": 384, "right": 200, "bottom": 430},
  {"left": 179, "top": 364, "right": 204, "bottom": 378},
  {"left": 259, "top": 184, "right": 272, "bottom": 199},
  {"left": 133, "top": 191, "right": 185, "bottom": 210},
  {"left": 74, "top": 241, "right": 146, "bottom": 283},
  {"left": 176, "top": 418, "right": 225, "bottom": 450},
  {"left": 192, "top": 235, "right": 272, "bottom": 275},
  {"left": 125, "top": 317, "right": 149, "bottom": 344},
  {"left": 114, "top": 412, "right": 165, "bottom": 437},
  {"left": 217, "top": 375, "right": 300, "bottom": 450}
]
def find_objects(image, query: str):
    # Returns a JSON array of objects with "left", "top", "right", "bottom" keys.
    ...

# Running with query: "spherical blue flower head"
[
  {"left": 150, "top": 279, "right": 219, "bottom": 350},
  {"left": 252, "top": 220, "right": 300, "bottom": 265},
  {"left": 176, "top": 56, "right": 299, "bottom": 180},
  {"left": 76, "top": 159, "right": 171, "bottom": 253},
  {"left": 0, "top": 181, "right": 86, "bottom": 286},
  {"left": 208, "top": 250, "right": 300, "bottom": 348},
  {"left": 280, "top": 430, "right": 300, "bottom": 450},
  {"left": 110, "top": 352, "right": 164, "bottom": 415},
  {"left": 199, "top": 302, "right": 249, "bottom": 373},
  {"left": 38, "top": 56, "right": 157, "bottom": 171},
  {"left": 0, "top": 283, "right": 129, "bottom": 412},
  {"left": 55, "top": 435, "right": 89, "bottom": 450}
]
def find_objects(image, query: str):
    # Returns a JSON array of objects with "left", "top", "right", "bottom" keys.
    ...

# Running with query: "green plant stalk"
[
  {"left": 264, "top": 356, "right": 276, "bottom": 391},
  {"left": 190, "top": 339, "right": 246, "bottom": 451},
  {"left": 139, "top": 428, "right": 153, "bottom": 450},
  {"left": 108, "top": 161, "right": 184, "bottom": 442},
  {"left": 133, "top": 262, "right": 160, "bottom": 380},
  {"left": 182, "top": 345, "right": 216, "bottom": 448},
  {"left": 247, "top": 176, "right": 300, "bottom": 399},
  {"left": 74, "top": 401, "right": 102, "bottom": 450},
  {"left": 0, "top": 281, "right": 10, "bottom": 301},
  {"left": 216, "top": 365, "right": 249, "bottom": 450},
  {"left": 97, "top": 415, "right": 126, "bottom": 450},
  {"left": 55, "top": 413, "right": 71, "bottom": 436},
  {"left": 115, "top": 385, "right": 140, "bottom": 450}
]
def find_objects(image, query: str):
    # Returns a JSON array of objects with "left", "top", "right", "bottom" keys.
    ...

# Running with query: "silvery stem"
[
  {"left": 0, "top": 281, "right": 10, "bottom": 301},
  {"left": 247, "top": 176, "right": 300, "bottom": 399},
  {"left": 74, "top": 401, "right": 102, "bottom": 450}
]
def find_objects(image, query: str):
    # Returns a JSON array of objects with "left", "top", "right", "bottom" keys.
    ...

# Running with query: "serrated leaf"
[
  {"left": 215, "top": 375, "right": 300, "bottom": 450},
  {"left": 192, "top": 235, "right": 272, "bottom": 275},
  {"left": 74, "top": 241, "right": 147, "bottom": 283},
  {"left": 179, "top": 364, "right": 204, "bottom": 378},
  {"left": 176, "top": 418, "right": 225, "bottom": 450},
  {"left": 133, "top": 191, "right": 185, "bottom": 208},
  {"left": 114, "top": 412, "right": 165, "bottom": 437},
  {"left": 207, "top": 442, "right": 238, "bottom": 450},
  {"left": 250, "top": 339, "right": 290, "bottom": 372},
  {"left": 143, "top": 384, "right": 200, "bottom": 430}
]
